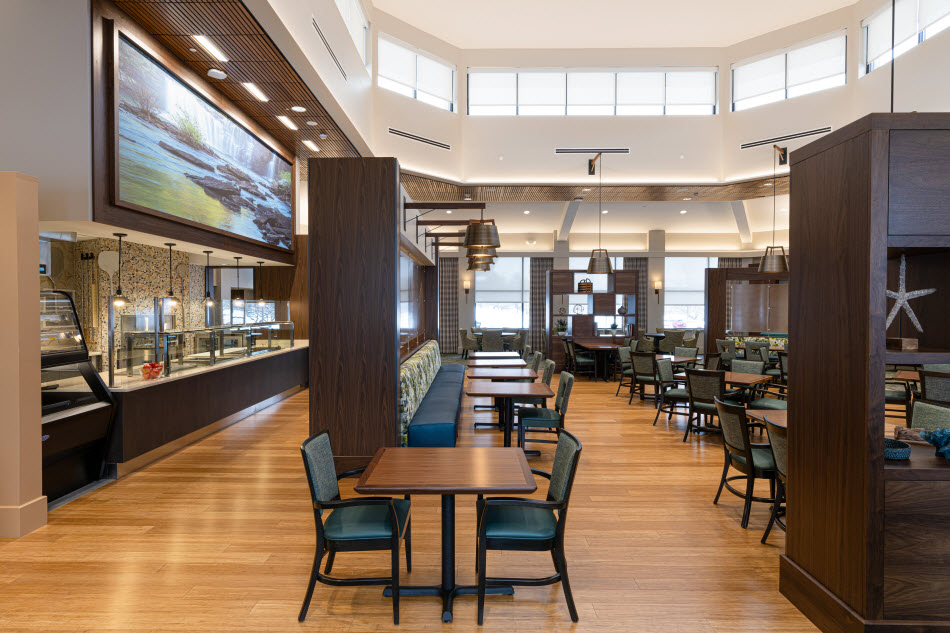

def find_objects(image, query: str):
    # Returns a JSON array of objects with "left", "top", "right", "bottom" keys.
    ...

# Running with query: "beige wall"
[{"left": 0, "top": 173, "right": 46, "bottom": 538}]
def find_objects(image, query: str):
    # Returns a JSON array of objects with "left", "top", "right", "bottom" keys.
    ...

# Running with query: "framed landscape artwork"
[{"left": 113, "top": 34, "right": 293, "bottom": 251}]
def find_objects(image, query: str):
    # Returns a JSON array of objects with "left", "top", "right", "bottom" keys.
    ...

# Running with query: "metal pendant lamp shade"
[
  {"left": 467, "top": 259, "right": 490, "bottom": 272},
  {"left": 758, "top": 245, "right": 789, "bottom": 273},
  {"left": 164, "top": 243, "right": 179, "bottom": 307},
  {"left": 467, "top": 246, "right": 497, "bottom": 259},
  {"left": 113, "top": 233, "right": 128, "bottom": 307},
  {"left": 463, "top": 220, "right": 500, "bottom": 248},
  {"left": 587, "top": 248, "right": 614, "bottom": 274}
]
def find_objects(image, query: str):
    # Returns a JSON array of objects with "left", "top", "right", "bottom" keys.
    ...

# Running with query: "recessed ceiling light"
[
  {"left": 523, "top": 210, "right": 530, "bottom": 214},
  {"left": 193, "top": 35, "right": 228, "bottom": 62},
  {"left": 582, "top": 188, "right": 591, "bottom": 192},
  {"left": 525, "top": 239, "right": 537, "bottom": 245},
  {"left": 464, "top": 195, "right": 472, "bottom": 200},
  {"left": 306, "top": 120, "right": 318, "bottom": 126},
  {"left": 277, "top": 115, "right": 297, "bottom": 130},
  {"left": 291, "top": 105, "right": 306, "bottom": 113},
  {"left": 207, "top": 69, "right": 227, "bottom": 80},
  {"left": 498, "top": 155, "right": 504, "bottom": 161},
  {"left": 302, "top": 140, "right": 320, "bottom": 152},
  {"left": 602, "top": 209, "right": 609, "bottom": 214},
  {"left": 446, "top": 210, "right": 453, "bottom": 214},
  {"left": 680, "top": 209, "right": 688, "bottom": 214},
  {"left": 679, "top": 154, "right": 686, "bottom": 159},
  {"left": 242, "top": 82, "right": 269, "bottom": 102},
  {"left": 189, "top": 48, "right": 197, "bottom": 53},
  {"left": 683, "top": 197, "right": 692, "bottom": 201},
  {"left": 763, "top": 182, "right": 773, "bottom": 187},
  {"left": 318, "top": 133, "right": 327, "bottom": 140}
]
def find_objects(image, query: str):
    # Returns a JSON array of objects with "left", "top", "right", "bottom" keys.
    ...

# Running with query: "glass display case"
[{"left": 40, "top": 291, "right": 116, "bottom": 502}]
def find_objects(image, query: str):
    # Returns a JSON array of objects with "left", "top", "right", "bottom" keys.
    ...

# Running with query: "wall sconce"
[
  {"left": 654, "top": 280, "right": 663, "bottom": 303},
  {"left": 463, "top": 279, "right": 471, "bottom": 303}
]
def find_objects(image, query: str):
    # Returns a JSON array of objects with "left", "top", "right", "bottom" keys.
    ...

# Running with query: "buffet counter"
[{"left": 105, "top": 340, "right": 308, "bottom": 474}]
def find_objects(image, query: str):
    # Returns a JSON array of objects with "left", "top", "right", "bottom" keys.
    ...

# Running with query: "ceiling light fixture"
[
  {"left": 203, "top": 251, "right": 214, "bottom": 308},
  {"left": 277, "top": 115, "right": 297, "bottom": 130},
  {"left": 446, "top": 210, "right": 452, "bottom": 214},
  {"left": 193, "top": 35, "right": 228, "bottom": 62},
  {"left": 583, "top": 188, "right": 591, "bottom": 192},
  {"left": 242, "top": 82, "right": 269, "bottom": 102},
  {"left": 463, "top": 208, "right": 500, "bottom": 249},
  {"left": 680, "top": 209, "right": 688, "bottom": 214},
  {"left": 763, "top": 182, "right": 773, "bottom": 187},
  {"left": 112, "top": 233, "right": 128, "bottom": 308},
  {"left": 683, "top": 197, "right": 692, "bottom": 201},
  {"left": 525, "top": 239, "right": 537, "bottom": 246},
  {"left": 256, "top": 261, "right": 267, "bottom": 307},
  {"left": 164, "top": 243, "right": 179, "bottom": 307},
  {"left": 319, "top": 133, "right": 328, "bottom": 140},
  {"left": 602, "top": 209, "right": 609, "bottom": 214},
  {"left": 523, "top": 210, "right": 530, "bottom": 215},
  {"left": 758, "top": 145, "right": 789, "bottom": 274},
  {"left": 233, "top": 257, "right": 245, "bottom": 308},
  {"left": 302, "top": 140, "right": 320, "bottom": 152},
  {"left": 306, "top": 120, "right": 318, "bottom": 126},
  {"left": 207, "top": 69, "right": 227, "bottom": 80},
  {"left": 587, "top": 153, "right": 613, "bottom": 275},
  {"left": 467, "top": 246, "right": 497, "bottom": 259},
  {"left": 291, "top": 105, "right": 306, "bottom": 112}
]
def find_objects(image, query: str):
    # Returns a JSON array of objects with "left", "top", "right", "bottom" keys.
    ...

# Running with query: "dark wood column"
[{"left": 308, "top": 158, "right": 401, "bottom": 469}]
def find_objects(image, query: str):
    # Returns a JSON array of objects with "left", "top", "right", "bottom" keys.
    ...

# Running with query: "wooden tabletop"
[
  {"left": 466, "top": 359, "right": 527, "bottom": 368},
  {"left": 465, "top": 368, "right": 538, "bottom": 380},
  {"left": 675, "top": 371, "right": 772, "bottom": 386},
  {"left": 464, "top": 381, "right": 555, "bottom": 398},
  {"left": 746, "top": 409, "right": 787, "bottom": 428},
  {"left": 470, "top": 351, "right": 521, "bottom": 359},
  {"left": 893, "top": 370, "right": 920, "bottom": 382},
  {"left": 643, "top": 332, "right": 665, "bottom": 338},
  {"left": 657, "top": 354, "right": 700, "bottom": 364},
  {"left": 354, "top": 447, "right": 537, "bottom": 495},
  {"left": 472, "top": 332, "right": 517, "bottom": 337},
  {"left": 574, "top": 341, "right": 619, "bottom": 351}
]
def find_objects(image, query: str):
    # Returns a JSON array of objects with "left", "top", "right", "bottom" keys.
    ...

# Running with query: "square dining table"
[
  {"left": 466, "top": 358, "right": 527, "bottom": 368},
  {"left": 464, "top": 381, "right": 555, "bottom": 446},
  {"left": 674, "top": 371, "right": 772, "bottom": 387},
  {"left": 656, "top": 354, "right": 701, "bottom": 365},
  {"left": 470, "top": 351, "right": 522, "bottom": 359},
  {"left": 465, "top": 368, "right": 538, "bottom": 380},
  {"left": 746, "top": 409, "right": 787, "bottom": 428},
  {"left": 355, "top": 447, "right": 537, "bottom": 622},
  {"left": 573, "top": 341, "right": 619, "bottom": 381}
]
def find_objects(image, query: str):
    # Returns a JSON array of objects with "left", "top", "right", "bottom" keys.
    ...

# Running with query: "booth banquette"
[{"left": 399, "top": 341, "right": 464, "bottom": 447}]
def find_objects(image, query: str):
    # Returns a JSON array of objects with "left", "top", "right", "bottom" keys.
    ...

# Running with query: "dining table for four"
[{"left": 464, "top": 356, "right": 554, "bottom": 447}]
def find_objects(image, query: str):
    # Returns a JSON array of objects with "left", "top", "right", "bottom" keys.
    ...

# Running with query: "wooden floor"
[{"left": 0, "top": 376, "right": 817, "bottom": 632}]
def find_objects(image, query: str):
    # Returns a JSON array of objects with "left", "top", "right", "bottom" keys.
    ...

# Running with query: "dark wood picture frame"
[{"left": 92, "top": 0, "right": 296, "bottom": 264}]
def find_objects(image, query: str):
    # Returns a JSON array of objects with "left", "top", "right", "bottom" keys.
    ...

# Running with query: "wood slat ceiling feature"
[
  {"left": 400, "top": 173, "right": 790, "bottom": 203},
  {"left": 115, "top": 0, "right": 360, "bottom": 181}
]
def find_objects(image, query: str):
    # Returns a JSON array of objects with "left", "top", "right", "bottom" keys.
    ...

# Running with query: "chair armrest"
[
  {"left": 530, "top": 468, "right": 553, "bottom": 480},
  {"left": 336, "top": 467, "right": 367, "bottom": 480},
  {"left": 316, "top": 496, "right": 395, "bottom": 510},
  {"left": 748, "top": 386, "right": 787, "bottom": 399},
  {"left": 483, "top": 497, "right": 563, "bottom": 511}
]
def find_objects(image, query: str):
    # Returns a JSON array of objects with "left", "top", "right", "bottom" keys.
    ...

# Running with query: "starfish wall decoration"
[{"left": 885, "top": 254, "right": 936, "bottom": 332}]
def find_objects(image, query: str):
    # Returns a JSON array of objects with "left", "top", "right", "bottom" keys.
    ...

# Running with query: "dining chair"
[
  {"left": 761, "top": 415, "right": 787, "bottom": 543},
  {"left": 658, "top": 330, "right": 685, "bottom": 354},
  {"left": 517, "top": 372, "right": 574, "bottom": 452},
  {"left": 683, "top": 369, "right": 740, "bottom": 442},
  {"left": 766, "top": 351, "right": 788, "bottom": 386},
  {"left": 635, "top": 338, "right": 654, "bottom": 353},
  {"left": 476, "top": 430, "right": 582, "bottom": 625},
  {"left": 672, "top": 345, "right": 699, "bottom": 371},
  {"left": 630, "top": 351, "right": 660, "bottom": 405},
  {"left": 911, "top": 399, "right": 950, "bottom": 431},
  {"left": 298, "top": 430, "right": 411, "bottom": 624},
  {"left": 526, "top": 350, "right": 543, "bottom": 374},
  {"left": 703, "top": 353, "right": 722, "bottom": 370},
  {"left": 460, "top": 329, "right": 479, "bottom": 359},
  {"left": 654, "top": 358, "right": 689, "bottom": 426},
  {"left": 566, "top": 341, "right": 595, "bottom": 380},
  {"left": 713, "top": 399, "right": 778, "bottom": 529},
  {"left": 560, "top": 338, "right": 574, "bottom": 373},
  {"left": 716, "top": 339, "right": 739, "bottom": 368},
  {"left": 481, "top": 330, "right": 506, "bottom": 352},
  {"left": 920, "top": 370, "right": 950, "bottom": 403},
  {"left": 745, "top": 341, "right": 771, "bottom": 365},
  {"left": 615, "top": 346, "right": 633, "bottom": 396},
  {"left": 522, "top": 343, "right": 533, "bottom": 360},
  {"left": 513, "top": 359, "right": 556, "bottom": 411}
]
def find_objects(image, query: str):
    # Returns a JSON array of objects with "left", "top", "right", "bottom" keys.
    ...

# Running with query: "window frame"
[
  {"left": 334, "top": 0, "right": 369, "bottom": 66},
  {"left": 377, "top": 34, "right": 457, "bottom": 112},
  {"left": 730, "top": 31, "right": 847, "bottom": 112}
]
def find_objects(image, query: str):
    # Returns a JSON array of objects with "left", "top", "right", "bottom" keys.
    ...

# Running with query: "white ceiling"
[{"left": 371, "top": 0, "right": 856, "bottom": 49}]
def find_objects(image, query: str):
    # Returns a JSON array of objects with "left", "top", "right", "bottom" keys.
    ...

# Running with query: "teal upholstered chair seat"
[
  {"left": 885, "top": 386, "right": 909, "bottom": 403},
  {"left": 518, "top": 407, "right": 561, "bottom": 427},
  {"left": 323, "top": 499, "right": 411, "bottom": 541},
  {"left": 482, "top": 505, "right": 557, "bottom": 540},
  {"left": 663, "top": 387, "right": 689, "bottom": 400},
  {"left": 693, "top": 399, "right": 741, "bottom": 413},
  {"left": 729, "top": 447, "right": 776, "bottom": 471},
  {"left": 635, "top": 373, "right": 657, "bottom": 382},
  {"left": 622, "top": 368, "right": 634, "bottom": 375},
  {"left": 749, "top": 397, "right": 788, "bottom": 411},
  {"left": 765, "top": 368, "right": 782, "bottom": 377},
  {"left": 574, "top": 355, "right": 595, "bottom": 365}
]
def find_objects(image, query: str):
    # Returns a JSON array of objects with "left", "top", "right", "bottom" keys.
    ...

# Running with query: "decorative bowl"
[{"left": 884, "top": 438, "right": 911, "bottom": 461}]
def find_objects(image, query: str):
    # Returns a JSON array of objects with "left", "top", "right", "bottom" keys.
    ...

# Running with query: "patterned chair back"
[
  {"left": 555, "top": 372, "right": 575, "bottom": 416},
  {"left": 481, "top": 330, "right": 505, "bottom": 351},
  {"left": 538, "top": 359, "right": 556, "bottom": 386},
  {"left": 561, "top": 338, "right": 572, "bottom": 361},
  {"left": 635, "top": 338, "right": 654, "bottom": 353},
  {"left": 617, "top": 346, "right": 632, "bottom": 368},
  {"left": 778, "top": 351, "right": 789, "bottom": 382},
  {"left": 547, "top": 430, "right": 582, "bottom": 505},
  {"left": 765, "top": 417, "right": 788, "bottom": 479},
  {"left": 622, "top": 338, "right": 633, "bottom": 348},
  {"left": 632, "top": 351, "right": 655, "bottom": 377},
  {"left": 522, "top": 344, "right": 533, "bottom": 359},
  {"left": 656, "top": 358, "right": 675, "bottom": 384},
  {"left": 746, "top": 341, "right": 770, "bottom": 364},
  {"left": 731, "top": 359, "right": 765, "bottom": 375},
  {"left": 911, "top": 399, "right": 950, "bottom": 431},
  {"left": 527, "top": 350, "right": 543, "bottom": 372},
  {"left": 300, "top": 431, "right": 340, "bottom": 505},
  {"left": 658, "top": 330, "right": 685, "bottom": 354},
  {"left": 685, "top": 369, "right": 725, "bottom": 408},
  {"left": 704, "top": 353, "right": 722, "bottom": 370},
  {"left": 674, "top": 346, "right": 699, "bottom": 358},
  {"left": 715, "top": 398, "right": 752, "bottom": 459},
  {"left": 921, "top": 371, "right": 950, "bottom": 403},
  {"left": 716, "top": 339, "right": 737, "bottom": 360}
]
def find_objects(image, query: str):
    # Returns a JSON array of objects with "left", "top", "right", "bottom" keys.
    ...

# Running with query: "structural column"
[{"left": 0, "top": 172, "right": 45, "bottom": 537}]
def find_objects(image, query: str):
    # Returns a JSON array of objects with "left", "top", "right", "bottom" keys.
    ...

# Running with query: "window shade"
[
  {"left": 787, "top": 36, "right": 846, "bottom": 88},
  {"left": 567, "top": 73, "right": 615, "bottom": 105},
  {"left": 417, "top": 56, "right": 453, "bottom": 102},
  {"left": 865, "top": 0, "right": 918, "bottom": 62},
  {"left": 666, "top": 72, "right": 716, "bottom": 105},
  {"left": 733, "top": 54, "right": 786, "bottom": 102},
  {"left": 616, "top": 72, "right": 665, "bottom": 105},
  {"left": 468, "top": 73, "right": 517, "bottom": 105},
  {"left": 518, "top": 73, "right": 566, "bottom": 105},
  {"left": 920, "top": 0, "right": 950, "bottom": 29},
  {"left": 378, "top": 39, "right": 416, "bottom": 87}
]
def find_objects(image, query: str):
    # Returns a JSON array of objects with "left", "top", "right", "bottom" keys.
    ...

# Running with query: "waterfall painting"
[{"left": 115, "top": 36, "right": 293, "bottom": 249}]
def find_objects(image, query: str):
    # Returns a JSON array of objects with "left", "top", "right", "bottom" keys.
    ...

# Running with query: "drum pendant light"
[
  {"left": 467, "top": 246, "right": 497, "bottom": 259},
  {"left": 233, "top": 257, "right": 245, "bottom": 307},
  {"left": 587, "top": 153, "right": 613, "bottom": 274},
  {"left": 203, "top": 251, "right": 214, "bottom": 308},
  {"left": 164, "top": 243, "right": 179, "bottom": 307},
  {"left": 467, "top": 260, "right": 490, "bottom": 272},
  {"left": 463, "top": 208, "right": 500, "bottom": 249},
  {"left": 758, "top": 146, "right": 789, "bottom": 274},
  {"left": 113, "top": 233, "right": 128, "bottom": 307},
  {"left": 256, "top": 261, "right": 266, "bottom": 307}
]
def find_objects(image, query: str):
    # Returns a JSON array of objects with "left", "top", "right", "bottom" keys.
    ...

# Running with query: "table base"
[{"left": 382, "top": 584, "right": 514, "bottom": 623}]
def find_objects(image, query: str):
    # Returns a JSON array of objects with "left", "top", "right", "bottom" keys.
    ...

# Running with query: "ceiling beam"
[
  {"left": 426, "top": 231, "right": 465, "bottom": 237},
  {"left": 416, "top": 220, "right": 473, "bottom": 226},
  {"left": 557, "top": 199, "right": 581, "bottom": 240},
  {"left": 730, "top": 201, "right": 753, "bottom": 244},
  {"left": 433, "top": 241, "right": 464, "bottom": 247},
  {"left": 404, "top": 202, "right": 486, "bottom": 210}
]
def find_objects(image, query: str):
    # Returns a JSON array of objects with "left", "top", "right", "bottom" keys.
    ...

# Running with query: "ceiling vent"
[
  {"left": 555, "top": 148, "right": 630, "bottom": 154},
  {"left": 389, "top": 128, "right": 451, "bottom": 150},
  {"left": 740, "top": 127, "right": 831, "bottom": 150},
  {"left": 312, "top": 17, "right": 346, "bottom": 80}
]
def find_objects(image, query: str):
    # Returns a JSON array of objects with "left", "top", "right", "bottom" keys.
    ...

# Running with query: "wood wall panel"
[
  {"left": 888, "top": 130, "right": 950, "bottom": 236},
  {"left": 704, "top": 269, "right": 727, "bottom": 356},
  {"left": 309, "top": 158, "right": 400, "bottom": 469},
  {"left": 258, "top": 234, "right": 308, "bottom": 340}
]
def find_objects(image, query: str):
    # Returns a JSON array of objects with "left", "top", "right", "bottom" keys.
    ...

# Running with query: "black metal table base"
[{"left": 382, "top": 584, "right": 514, "bottom": 622}]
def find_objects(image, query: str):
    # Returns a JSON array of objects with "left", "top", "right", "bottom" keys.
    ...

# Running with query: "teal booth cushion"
[{"left": 323, "top": 499, "right": 410, "bottom": 541}]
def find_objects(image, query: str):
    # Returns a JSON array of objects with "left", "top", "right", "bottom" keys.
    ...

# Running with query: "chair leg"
[
  {"left": 404, "top": 503, "right": 412, "bottom": 573},
  {"left": 628, "top": 381, "right": 636, "bottom": 404},
  {"left": 553, "top": 546, "right": 579, "bottom": 623},
  {"left": 391, "top": 537, "right": 400, "bottom": 625},
  {"left": 323, "top": 549, "right": 335, "bottom": 574},
  {"left": 762, "top": 481, "right": 785, "bottom": 544},
  {"left": 683, "top": 411, "right": 694, "bottom": 442},
  {"left": 615, "top": 377, "right": 622, "bottom": 396},
  {"left": 653, "top": 393, "right": 664, "bottom": 425},
  {"left": 477, "top": 534, "right": 487, "bottom": 625},
  {"left": 713, "top": 451, "right": 729, "bottom": 504},
  {"left": 740, "top": 475, "right": 755, "bottom": 529},
  {"left": 298, "top": 538, "right": 324, "bottom": 622}
]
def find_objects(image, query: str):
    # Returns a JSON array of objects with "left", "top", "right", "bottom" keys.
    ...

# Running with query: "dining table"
[
  {"left": 657, "top": 353, "right": 701, "bottom": 365},
  {"left": 573, "top": 340, "right": 619, "bottom": 381},
  {"left": 675, "top": 371, "right": 773, "bottom": 387},
  {"left": 470, "top": 351, "right": 522, "bottom": 359},
  {"left": 466, "top": 358, "right": 527, "bottom": 368},
  {"left": 472, "top": 332, "right": 518, "bottom": 338},
  {"left": 465, "top": 368, "right": 538, "bottom": 380},
  {"left": 355, "top": 447, "right": 537, "bottom": 623},
  {"left": 464, "top": 380, "right": 554, "bottom": 446},
  {"left": 892, "top": 369, "right": 920, "bottom": 382},
  {"left": 746, "top": 408, "right": 787, "bottom": 428}
]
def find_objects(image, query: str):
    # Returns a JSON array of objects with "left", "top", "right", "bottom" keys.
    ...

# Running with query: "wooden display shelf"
[
  {"left": 884, "top": 348, "right": 950, "bottom": 364},
  {"left": 884, "top": 443, "right": 950, "bottom": 481}
]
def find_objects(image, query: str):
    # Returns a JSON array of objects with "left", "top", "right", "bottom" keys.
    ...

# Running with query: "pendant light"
[
  {"left": 203, "top": 251, "right": 214, "bottom": 308},
  {"left": 112, "top": 233, "right": 128, "bottom": 307},
  {"left": 467, "top": 260, "right": 490, "bottom": 272},
  {"left": 463, "top": 207, "right": 500, "bottom": 249},
  {"left": 233, "top": 257, "right": 245, "bottom": 307},
  {"left": 758, "top": 146, "right": 789, "bottom": 274},
  {"left": 587, "top": 153, "right": 613, "bottom": 274},
  {"left": 164, "top": 243, "right": 179, "bottom": 307},
  {"left": 256, "top": 261, "right": 266, "bottom": 307},
  {"left": 467, "top": 246, "right": 497, "bottom": 259}
]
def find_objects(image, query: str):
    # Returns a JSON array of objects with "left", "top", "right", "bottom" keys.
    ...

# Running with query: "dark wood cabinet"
[{"left": 783, "top": 113, "right": 950, "bottom": 632}]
